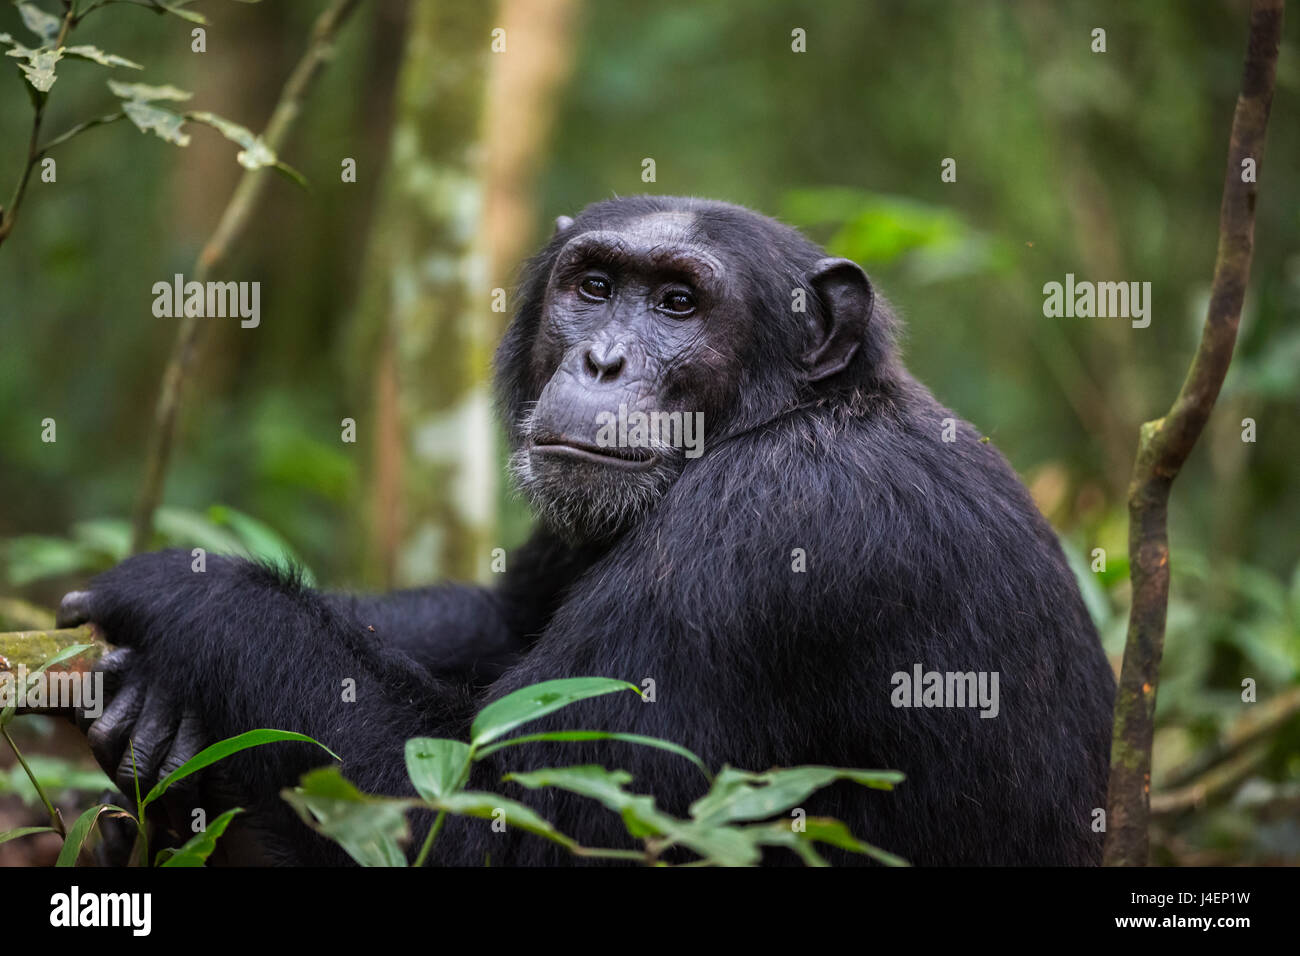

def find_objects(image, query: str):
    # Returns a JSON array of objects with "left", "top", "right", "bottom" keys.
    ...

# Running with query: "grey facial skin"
[{"left": 511, "top": 212, "right": 731, "bottom": 541}]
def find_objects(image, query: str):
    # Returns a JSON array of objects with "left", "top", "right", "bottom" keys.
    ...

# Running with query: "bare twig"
[
  {"left": 129, "top": 0, "right": 362, "bottom": 554},
  {"left": 1103, "top": 0, "right": 1284, "bottom": 866}
]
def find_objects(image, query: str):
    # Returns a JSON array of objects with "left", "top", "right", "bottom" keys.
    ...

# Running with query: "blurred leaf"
[
  {"left": 120, "top": 100, "right": 190, "bottom": 147},
  {"left": 689, "top": 765, "right": 903, "bottom": 826},
  {"left": 107, "top": 79, "right": 192, "bottom": 102},
  {"left": 432, "top": 791, "right": 577, "bottom": 850},
  {"left": 7, "top": 44, "right": 61, "bottom": 92},
  {"left": 0, "top": 825, "right": 56, "bottom": 846},
  {"left": 0, "top": 756, "right": 113, "bottom": 806},
  {"left": 283, "top": 767, "right": 411, "bottom": 867},
  {"left": 147, "top": 0, "right": 207, "bottom": 25},
  {"left": 158, "top": 807, "right": 242, "bottom": 866},
  {"left": 153, "top": 506, "right": 246, "bottom": 555},
  {"left": 187, "top": 110, "right": 281, "bottom": 171},
  {"left": 16, "top": 3, "right": 60, "bottom": 43},
  {"left": 62, "top": 46, "right": 143, "bottom": 70},
  {"left": 470, "top": 677, "right": 640, "bottom": 746},
  {"left": 206, "top": 504, "right": 314, "bottom": 584},
  {"left": 4, "top": 534, "right": 97, "bottom": 586}
]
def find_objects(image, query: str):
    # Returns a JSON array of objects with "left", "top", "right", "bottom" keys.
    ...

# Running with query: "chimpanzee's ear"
[
  {"left": 802, "top": 257, "right": 874, "bottom": 382},
  {"left": 554, "top": 215, "right": 575, "bottom": 234}
]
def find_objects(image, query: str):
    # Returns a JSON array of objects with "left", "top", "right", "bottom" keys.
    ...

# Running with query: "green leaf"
[
  {"left": 153, "top": 506, "right": 245, "bottom": 554},
  {"left": 432, "top": 791, "right": 576, "bottom": 850},
  {"left": 7, "top": 44, "right": 61, "bottom": 92},
  {"left": 143, "top": 729, "right": 338, "bottom": 810},
  {"left": 689, "top": 765, "right": 904, "bottom": 827},
  {"left": 56, "top": 804, "right": 130, "bottom": 867},
  {"left": 186, "top": 110, "right": 280, "bottom": 170},
  {"left": 282, "top": 767, "right": 412, "bottom": 867},
  {"left": 158, "top": 807, "right": 242, "bottom": 866},
  {"left": 405, "top": 738, "right": 470, "bottom": 802},
  {"left": 796, "top": 817, "right": 910, "bottom": 867},
  {"left": 206, "top": 504, "right": 313, "bottom": 584},
  {"left": 478, "top": 729, "right": 712, "bottom": 780},
  {"left": 120, "top": 100, "right": 190, "bottom": 147},
  {"left": 503, "top": 765, "right": 677, "bottom": 845},
  {"left": 16, "top": 3, "right": 61, "bottom": 44},
  {"left": 107, "top": 79, "right": 192, "bottom": 102},
  {"left": 470, "top": 677, "right": 640, "bottom": 747},
  {"left": 147, "top": 0, "right": 207, "bottom": 24},
  {"left": 0, "top": 825, "right": 56, "bottom": 845},
  {"left": 63, "top": 45, "right": 144, "bottom": 70}
]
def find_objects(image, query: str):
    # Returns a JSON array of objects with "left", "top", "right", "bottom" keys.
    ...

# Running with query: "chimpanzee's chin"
[{"left": 508, "top": 445, "right": 678, "bottom": 543}]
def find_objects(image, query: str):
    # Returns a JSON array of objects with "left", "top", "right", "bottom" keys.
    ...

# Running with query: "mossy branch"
[
  {"left": 1103, "top": 0, "right": 1284, "bottom": 866},
  {"left": 0, "top": 626, "right": 107, "bottom": 716}
]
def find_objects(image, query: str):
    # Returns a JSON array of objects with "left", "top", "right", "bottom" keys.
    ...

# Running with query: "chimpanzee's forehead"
[{"left": 557, "top": 211, "right": 727, "bottom": 284}]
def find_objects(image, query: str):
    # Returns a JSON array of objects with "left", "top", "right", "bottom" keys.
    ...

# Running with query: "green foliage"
[
  {"left": 4, "top": 505, "right": 315, "bottom": 586},
  {"left": 286, "top": 677, "right": 907, "bottom": 867},
  {"left": 0, "top": 724, "right": 332, "bottom": 866}
]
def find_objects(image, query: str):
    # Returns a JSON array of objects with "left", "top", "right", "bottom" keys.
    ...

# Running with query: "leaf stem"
[{"left": 1, "top": 724, "right": 66, "bottom": 837}]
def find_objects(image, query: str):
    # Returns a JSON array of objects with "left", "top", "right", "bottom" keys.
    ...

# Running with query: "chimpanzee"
[{"left": 59, "top": 196, "right": 1115, "bottom": 865}]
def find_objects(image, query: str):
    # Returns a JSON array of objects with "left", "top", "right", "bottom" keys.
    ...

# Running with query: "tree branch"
[
  {"left": 129, "top": 0, "right": 362, "bottom": 554},
  {"left": 1103, "top": 0, "right": 1284, "bottom": 866}
]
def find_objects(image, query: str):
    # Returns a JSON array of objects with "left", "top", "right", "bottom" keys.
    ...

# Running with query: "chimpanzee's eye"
[
  {"left": 659, "top": 289, "right": 696, "bottom": 316},
  {"left": 578, "top": 275, "right": 611, "bottom": 300}
]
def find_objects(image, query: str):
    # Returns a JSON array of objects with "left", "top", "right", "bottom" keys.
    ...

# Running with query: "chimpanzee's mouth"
[{"left": 531, "top": 436, "right": 658, "bottom": 471}]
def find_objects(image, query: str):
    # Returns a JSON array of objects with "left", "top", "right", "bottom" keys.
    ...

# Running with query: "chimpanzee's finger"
[
  {"left": 56, "top": 590, "right": 96, "bottom": 628},
  {"left": 85, "top": 680, "right": 146, "bottom": 783},
  {"left": 114, "top": 692, "right": 180, "bottom": 797}
]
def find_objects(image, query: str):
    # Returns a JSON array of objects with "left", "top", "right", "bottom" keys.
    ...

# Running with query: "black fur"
[{"left": 63, "top": 197, "right": 1114, "bottom": 865}]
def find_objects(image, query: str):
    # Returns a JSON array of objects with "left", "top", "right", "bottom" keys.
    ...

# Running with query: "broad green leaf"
[
  {"left": 477, "top": 730, "right": 712, "bottom": 780},
  {"left": 120, "top": 101, "right": 190, "bottom": 147},
  {"left": 405, "top": 738, "right": 470, "bottom": 802},
  {"left": 143, "top": 729, "right": 338, "bottom": 809},
  {"left": 17, "top": 3, "right": 60, "bottom": 43},
  {"left": 56, "top": 804, "right": 131, "bottom": 867},
  {"left": 63, "top": 46, "right": 143, "bottom": 70},
  {"left": 470, "top": 677, "right": 640, "bottom": 746},
  {"left": 282, "top": 767, "right": 412, "bottom": 867},
  {"left": 689, "top": 765, "right": 904, "bottom": 826},
  {"left": 0, "top": 825, "right": 56, "bottom": 845},
  {"left": 107, "top": 79, "right": 192, "bottom": 102},
  {"left": 158, "top": 807, "right": 242, "bottom": 867},
  {"left": 432, "top": 791, "right": 576, "bottom": 850}
]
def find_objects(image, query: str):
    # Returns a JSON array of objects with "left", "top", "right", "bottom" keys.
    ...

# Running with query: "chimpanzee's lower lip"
[{"left": 531, "top": 441, "right": 658, "bottom": 471}]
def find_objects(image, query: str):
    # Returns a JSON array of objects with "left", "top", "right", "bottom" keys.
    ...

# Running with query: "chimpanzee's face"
[{"left": 509, "top": 212, "right": 744, "bottom": 542}]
